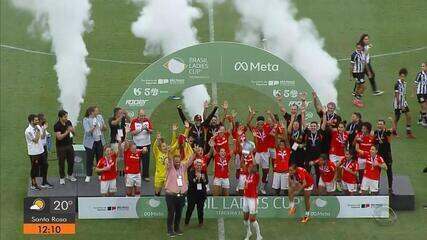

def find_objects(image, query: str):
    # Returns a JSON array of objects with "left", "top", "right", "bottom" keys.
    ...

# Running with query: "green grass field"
[{"left": 1, "top": 0, "right": 427, "bottom": 239}]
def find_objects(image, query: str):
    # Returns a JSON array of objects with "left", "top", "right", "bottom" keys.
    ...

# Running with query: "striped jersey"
[
  {"left": 350, "top": 50, "right": 365, "bottom": 73},
  {"left": 394, "top": 79, "right": 408, "bottom": 109},
  {"left": 414, "top": 71, "right": 427, "bottom": 94}
]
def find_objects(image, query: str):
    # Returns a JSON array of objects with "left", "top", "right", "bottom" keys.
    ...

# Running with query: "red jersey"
[
  {"left": 340, "top": 158, "right": 359, "bottom": 184},
  {"left": 329, "top": 130, "right": 349, "bottom": 156},
  {"left": 273, "top": 147, "right": 291, "bottom": 173},
  {"left": 293, "top": 167, "right": 314, "bottom": 188},
  {"left": 251, "top": 124, "right": 273, "bottom": 153},
  {"left": 232, "top": 127, "right": 247, "bottom": 154},
  {"left": 214, "top": 153, "right": 231, "bottom": 178},
  {"left": 124, "top": 149, "right": 141, "bottom": 174},
  {"left": 213, "top": 131, "right": 231, "bottom": 154},
  {"left": 356, "top": 133, "right": 374, "bottom": 158},
  {"left": 316, "top": 160, "right": 336, "bottom": 183},
  {"left": 266, "top": 125, "right": 276, "bottom": 148},
  {"left": 97, "top": 154, "right": 117, "bottom": 181},
  {"left": 240, "top": 154, "right": 254, "bottom": 175},
  {"left": 363, "top": 152, "right": 385, "bottom": 181},
  {"left": 244, "top": 172, "right": 260, "bottom": 198}
]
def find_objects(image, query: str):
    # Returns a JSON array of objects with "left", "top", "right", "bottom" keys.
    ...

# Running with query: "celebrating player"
[
  {"left": 374, "top": 119, "right": 394, "bottom": 194},
  {"left": 354, "top": 122, "right": 374, "bottom": 184},
  {"left": 153, "top": 124, "right": 179, "bottom": 196},
  {"left": 242, "top": 163, "right": 262, "bottom": 240},
  {"left": 392, "top": 68, "right": 415, "bottom": 138},
  {"left": 272, "top": 122, "right": 291, "bottom": 196},
  {"left": 356, "top": 145, "right": 387, "bottom": 195},
  {"left": 288, "top": 164, "right": 314, "bottom": 223},
  {"left": 231, "top": 111, "right": 248, "bottom": 182},
  {"left": 95, "top": 145, "right": 118, "bottom": 197},
  {"left": 247, "top": 106, "right": 274, "bottom": 195},
  {"left": 329, "top": 122, "right": 349, "bottom": 165},
  {"left": 310, "top": 154, "right": 337, "bottom": 195},
  {"left": 123, "top": 141, "right": 144, "bottom": 197},
  {"left": 337, "top": 148, "right": 359, "bottom": 195},
  {"left": 211, "top": 137, "right": 231, "bottom": 196}
]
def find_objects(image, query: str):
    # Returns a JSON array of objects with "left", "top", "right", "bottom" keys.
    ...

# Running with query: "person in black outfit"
[
  {"left": 346, "top": 112, "right": 362, "bottom": 151},
  {"left": 374, "top": 119, "right": 394, "bottom": 194},
  {"left": 109, "top": 107, "right": 130, "bottom": 144},
  {"left": 177, "top": 103, "right": 218, "bottom": 149},
  {"left": 37, "top": 113, "right": 53, "bottom": 188},
  {"left": 54, "top": 110, "right": 76, "bottom": 184},
  {"left": 303, "top": 111, "right": 327, "bottom": 184},
  {"left": 184, "top": 159, "right": 208, "bottom": 227}
]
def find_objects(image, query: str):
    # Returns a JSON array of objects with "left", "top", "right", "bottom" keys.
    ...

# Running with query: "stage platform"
[{"left": 28, "top": 175, "right": 415, "bottom": 210}]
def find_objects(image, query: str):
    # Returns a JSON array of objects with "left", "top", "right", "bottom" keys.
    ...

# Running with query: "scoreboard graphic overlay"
[{"left": 23, "top": 197, "right": 76, "bottom": 235}]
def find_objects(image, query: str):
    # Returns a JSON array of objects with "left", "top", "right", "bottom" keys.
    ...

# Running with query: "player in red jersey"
[
  {"left": 95, "top": 145, "right": 118, "bottom": 196},
  {"left": 247, "top": 106, "right": 275, "bottom": 195},
  {"left": 272, "top": 122, "right": 291, "bottom": 196},
  {"left": 123, "top": 141, "right": 144, "bottom": 197},
  {"left": 310, "top": 154, "right": 337, "bottom": 195},
  {"left": 288, "top": 164, "right": 314, "bottom": 223},
  {"left": 211, "top": 143, "right": 231, "bottom": 196},
  {"left": 357, "top": 145, "right": 387, "bottom": 195},
  {"left": 212, "top": 125, "right": 231, "bottom": 154},
  {"left": 354, "top": 122, "right": 374, "bottom": 183},
  {"left": 242, "top": 163, "right": 262, "bottom": 240},
  {"left": 231, "top": 115, "right": 248, "bottom": 181},
  {"left": 337, "top": 148, "right": 359, "bottom": 195},
  {"left": 192, "top": 145, "right": 212, "bottom": 174},
  {"left": 329, "top": 122, "right": 349, "bottom": 165}
]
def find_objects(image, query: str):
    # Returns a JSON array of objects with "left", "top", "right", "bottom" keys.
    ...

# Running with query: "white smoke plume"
[
  {"left": 12, "top": 0, "right": 92, "bottom": 125},
  {"left": 234, "top": 0, "right": 340, "bottom": 105},
  {"left": 182, "top": 85, "right": 211, "bottom": 119},
  {"left": 131, "top": 0, "right": 202, "bottom": 55}
]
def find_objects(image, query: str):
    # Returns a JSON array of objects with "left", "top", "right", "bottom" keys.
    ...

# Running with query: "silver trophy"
[{"left": 241, "top": 140, "right": 255, "bottom": 156}]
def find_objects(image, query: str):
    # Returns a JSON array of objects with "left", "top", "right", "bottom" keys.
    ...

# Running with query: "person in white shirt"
[
  {"left": 25, "top": 114, "right": 45, "bottom": 190},
  {"left": 130, "top": 108, "right": 153, "bottom": 181},
  {"left": 37, "top": 113, "right": 53, "bottom": 188}
]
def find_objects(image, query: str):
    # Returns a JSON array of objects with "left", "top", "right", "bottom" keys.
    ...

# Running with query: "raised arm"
[
  {"left": 220, "top": 100, "right": 228, "bottom": 124},
  {"left": 320, "top": 106, "right": 327, "bottom": 130},
  {"left": 177, "top": 105, "right": 188, "bottom": 124},
  {"left": 202, "top": 104, "right": 219, "bottom": 126},
  {"left": 312, "top": 91, "right": 322, "bottom": 113},
  {"left": 246, "top": 106, "right": 256, "bottom": 129}
]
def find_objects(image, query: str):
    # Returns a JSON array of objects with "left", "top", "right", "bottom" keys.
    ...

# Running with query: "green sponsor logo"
[
  {"left": 117, "top": 42, "right": 316, "bottom": 118},
  {"left": 136, "top": 196, "right": 340, "bottom": 219}
]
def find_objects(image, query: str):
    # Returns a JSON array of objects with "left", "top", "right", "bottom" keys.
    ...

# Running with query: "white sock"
[
  {"left": 244, "top": 220, "right": 252, "bottom": 237},
  {"left": 305, "top": 211, "right": 310, "bottom": 217},
  {"left": 290, "top": 201, "right": 295, "bottom": 208},
  {"left": 251, "top": 220, "right": 262, "bottom": 239}
]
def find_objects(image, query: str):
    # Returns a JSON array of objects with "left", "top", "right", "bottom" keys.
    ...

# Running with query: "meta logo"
[{"left": 234, "top": 61, "right": 279, "bottom": 72}]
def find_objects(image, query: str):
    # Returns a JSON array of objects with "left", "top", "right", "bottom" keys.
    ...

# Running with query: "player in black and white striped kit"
[
  {"left": 358, "top": 34, "right": 384, "bottom": 96},
  {"left": 392, "top": 68, "right": 415, "bottom": 138},
  {"left": 350, "top": 42, "right": 366, "bottom": 107},
  {"left": 413, "top": 62, "right": 427, "bottom": 126}
]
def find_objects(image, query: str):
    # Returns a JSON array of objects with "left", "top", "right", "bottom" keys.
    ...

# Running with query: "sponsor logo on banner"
[
  {"left": 163, "top": 58, "right": 186, "bottom": 74},
  {"left": 133, "top": 88, "right": 160, "bottom": 97},
  {"left": 125, "top": 99, "right": 148, "bottom": 107},
  {"left": 78, "top": 196, "right": 388, "bottom": 219},
  {"left": 234, "top": 61, "right": 279, "bottom": 72}
]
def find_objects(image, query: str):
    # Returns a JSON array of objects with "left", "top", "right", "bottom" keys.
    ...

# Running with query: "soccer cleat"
[
  {"left": 41, "top": 182, "right": 53, "bottom": 189},
  {"left": 256, "top": 236, "right": 263, "bottom": 240},
  {"left": 66, "top": 175, "right": 77, "bottom": 182},
  {"left": 59, "top": 178, "right": 65, "bottom": 185},
  {"left": 373, "top": 90, "right": 384, "bottom": 96},
  {"left": 167, "top": 232, "right": 176, "bottom": 238},
  {"left": 288, "top": 206, "right": 296, "bottom": 216},
  {"left": 422, "top": 122, "right": 427, "bottom": 127},
  {"left": 85, "top": 176, "right": 91, "bottom": 183},
  {"left": 175, "top": 230, "right": 183, "bottom": 236},
  {"left": 352, "top": 98, "right": 364, "bottom": 108},
  {"left": 30, "top": 185, "right": 41, "bottom": 191},
  {"left": 300, "top": 216, "right": 310, "bottom": 223}
]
